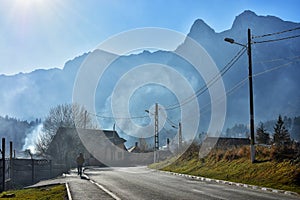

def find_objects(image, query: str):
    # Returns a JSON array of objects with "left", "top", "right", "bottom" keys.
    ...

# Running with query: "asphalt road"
[{"left": 84, "top": 166, "right": 300, "bottom": 200}]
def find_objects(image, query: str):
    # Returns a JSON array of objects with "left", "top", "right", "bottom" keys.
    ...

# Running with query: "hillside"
[
  {"left": 0, "top": 116, "right": 40, "bottom": 151},
  {"left": 151, "top": 145, "right": 300, "bottom": 194}
]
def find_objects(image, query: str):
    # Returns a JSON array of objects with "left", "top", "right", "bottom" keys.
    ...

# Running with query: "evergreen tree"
[
  {"left": 273, "top": 115, "right": 291, "bottom": 147},
  {"left": 256, "top": 122, "right": 270, "bottom": 144}
]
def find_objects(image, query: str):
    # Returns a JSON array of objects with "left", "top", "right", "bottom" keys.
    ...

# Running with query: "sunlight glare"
[{"left": 17, "top": 0, "right": 45, "bottom": 7}]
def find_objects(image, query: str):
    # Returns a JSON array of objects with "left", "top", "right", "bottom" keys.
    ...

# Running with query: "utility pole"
[
  {"left": 224, "top": 28, "right": 256, "bottom": 163},
  {"left": 154, "top": 103, "right": 159, "bottom": 163},
  {"left": 9, "top": 142, "right": 12, "bottom": 160},
  {"left": 9, "top": 141, "right": 12, "bottom": 182},
  {"left": 248, "top": 28, "right": 256, "bottom": 163},
  {"left": 178, "top": 122, "right": 182, "bottom": 152},
  {"left": 84, "top": 110, "right": 87, "bottom": 129}
]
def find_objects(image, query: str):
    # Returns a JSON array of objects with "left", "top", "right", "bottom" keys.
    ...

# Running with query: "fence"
[{"left": 0, "top": 158, "right": 67, "bottom": 191}]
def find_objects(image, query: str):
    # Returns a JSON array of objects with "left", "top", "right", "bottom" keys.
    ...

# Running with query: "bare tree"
[{"left": 35, "top": 103, "right": 94, "bottom": 155}]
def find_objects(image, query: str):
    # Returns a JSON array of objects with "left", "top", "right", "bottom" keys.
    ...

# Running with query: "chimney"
[{"left": 166, "top": 138, "right": 170, "bottom": 150}]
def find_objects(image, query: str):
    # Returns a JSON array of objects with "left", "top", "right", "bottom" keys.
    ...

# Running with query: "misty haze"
[{"left": 0, "top": 1, "right": 299, "bottom": 199}]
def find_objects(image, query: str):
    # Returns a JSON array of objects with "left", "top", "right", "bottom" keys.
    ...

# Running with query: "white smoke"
[{"left": 22, "top": 124, "right": 44, "bottom": 154}]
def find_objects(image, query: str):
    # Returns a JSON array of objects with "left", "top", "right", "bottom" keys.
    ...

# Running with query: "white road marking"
[
  {"left": 192, "top": 189, "right": 228, "bottom": 200},
  {"left": 90, "top": 180, "right": 121, "bottom": 200}
]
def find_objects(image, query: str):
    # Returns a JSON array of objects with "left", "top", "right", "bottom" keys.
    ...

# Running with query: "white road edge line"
[
  {"left": 90, "top": 180, "right": 121, "bottom": 200},
  {"left": 65, "top": 182, "right": 72, "bottom": 200},
  {"left": 155, "top": 169, "right": 300, "bottom": 197},
  {"left": 192, "top": 189, "right": 228, "bottom": 200}
]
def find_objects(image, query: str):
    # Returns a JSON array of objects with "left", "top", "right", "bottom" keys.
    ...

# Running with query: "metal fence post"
[
  {"left": 31, "top": 159, "right": 34, "bottom": 185},
  {"left": 1, "top": 138, "right": 5, "bottom": 192},
  {"left": 49, "top": 160, "right": 52, "bottom": 179}
]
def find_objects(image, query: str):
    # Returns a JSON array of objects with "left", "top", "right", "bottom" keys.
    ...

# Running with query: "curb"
[
  {"left": 24, "top": 183, "right": 63, "bottom": 189},
  {"left": 157, "top": 170, "right": 299, "bottom": 197}
]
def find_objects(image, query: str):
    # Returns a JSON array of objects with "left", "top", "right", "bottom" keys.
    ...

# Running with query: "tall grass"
[{"left": 156, "top": 144, "right": 300, "bottom": 194}]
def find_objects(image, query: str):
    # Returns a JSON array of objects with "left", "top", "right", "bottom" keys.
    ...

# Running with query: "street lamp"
[
  {"left": 224, "top": 28, "right": 256, "bottom": 163},
  {"left": 224, "top": 38, "right": 247, "bottom": 48}
]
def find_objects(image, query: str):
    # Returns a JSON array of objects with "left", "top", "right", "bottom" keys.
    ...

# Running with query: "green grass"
[
  {"left": 0, "top": 184, "right": 67, "bottom": 200},
  {"left": 150, "top": 146, "right": 300, "bottom": 194}
]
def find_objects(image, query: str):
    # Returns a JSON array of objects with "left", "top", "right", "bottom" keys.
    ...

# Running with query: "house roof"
[
  {"left": 203, "top": 137, "right": 250, "bottom": 146},
  {"left": 47, "top": 127, "right": 127, "bottom": 155},
  {"left": 55, "top": 127, "right": 126, "bottom": 145}
]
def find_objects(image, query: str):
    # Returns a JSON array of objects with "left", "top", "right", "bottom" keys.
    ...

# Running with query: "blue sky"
[{"left": 0, "top": 0, "right": 299, "bottom": 75}]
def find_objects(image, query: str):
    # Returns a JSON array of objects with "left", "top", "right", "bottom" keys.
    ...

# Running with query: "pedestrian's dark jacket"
[{"left": 76, "top": 154, "right": 84, "bottom": 166}]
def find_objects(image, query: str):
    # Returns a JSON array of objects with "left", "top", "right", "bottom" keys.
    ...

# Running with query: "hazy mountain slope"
[{"left": 0, "top": 11, "right": 299, "bottom": 143}]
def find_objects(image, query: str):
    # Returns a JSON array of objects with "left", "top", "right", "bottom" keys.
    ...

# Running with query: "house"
[
  {"left": 202, "top": 137, "right": 250, "bottom": 149},
  {"left": 197, "top": 136, "right": 251, "bottom": 158},
  {"left": 47, "top": 127, "right": 127, "bottom": 168}
]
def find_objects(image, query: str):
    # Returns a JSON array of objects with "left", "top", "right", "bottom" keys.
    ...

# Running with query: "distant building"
[
  {"left": 128, "top": 142, "right": 142, "bottom": 153},
  {"left": 202, "top": 137, "right": 250, "bottom": 149},
  {"left": 47, "top": 127, "right": 127, "bottom": 168}
]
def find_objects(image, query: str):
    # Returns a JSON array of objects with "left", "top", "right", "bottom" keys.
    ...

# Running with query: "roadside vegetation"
[
  {"left": 151, "top": 115, "right": 300, "bottom": 194},
  {"left": 0, "top": 184, "right": 67, "bottom": 200}
]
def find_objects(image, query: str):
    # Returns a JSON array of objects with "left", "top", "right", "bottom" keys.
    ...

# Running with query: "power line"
[
  {"left": 200, "top": 77, "right": 248, "bottom": 114},
  {"left": 252, "top": 58, "right": 300, "bottom": 78},
  {"left": 200, "top": 58, "right": 300, "bottom": 114},
  {"left": 90, "top": 112, "right": 148, "bottom": 120},
  {"left": 88, "top": 28, "right": 300, "bottom": 121},
  {"left": 162, "top": 127, "right": 176, "bottom": 135},
  {"left": 121, "top": 58, "right": 299, "bottom": 120},
  {"left": 253, "top": 55, "right": 300, "bottom": 64},
  {"left": 90, "top": 45, "right": 249, "bottom": 118},
  {"left": 165, "top": 47, "right": 247, "bottom": 110},
  {"left": 90, "top": 56, "right": 298, "bottom": 121},
  {"left": 252, "top": 26, "right": 300, "bottom": 39},
  {"left": 159, "top": 111, "right": 178, "bottom": 127},
  {"left": 253, "top": 34, "right": 300, "bottom": 44},
  {"left": 166, "top": 117, "right": 178, "bottom": 127}
]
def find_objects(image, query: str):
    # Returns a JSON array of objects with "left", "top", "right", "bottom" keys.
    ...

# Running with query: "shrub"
[
  {"left": 180, "top": 142, "right": 200, "bottom": 160},
  {"left": 270, "top": 145, "right": 295, "bottom": 161},
  {"left": 237, "top": 146, "right": 249, "bottom": 158}
]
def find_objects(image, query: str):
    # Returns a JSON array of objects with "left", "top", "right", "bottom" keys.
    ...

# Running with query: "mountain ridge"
[{"left": 0, "top": 10, "right": 299, "bottom": 137}]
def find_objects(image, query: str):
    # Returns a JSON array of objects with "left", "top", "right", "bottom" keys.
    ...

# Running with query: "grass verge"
[
  {"left": 150, "top": 145, "right": 300, "bottom": 194},
  {"left": 0, "top": 184, "right": 67, "bottom": 200}
]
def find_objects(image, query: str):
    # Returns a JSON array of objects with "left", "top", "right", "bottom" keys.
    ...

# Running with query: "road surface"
[{"left": 84, "top": 166, "right": 299, "bottom": 200}]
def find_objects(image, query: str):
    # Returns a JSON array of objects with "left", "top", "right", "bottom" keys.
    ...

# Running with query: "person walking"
[{"left": 76, "top": 153, "right": 84, "bottom": 176}]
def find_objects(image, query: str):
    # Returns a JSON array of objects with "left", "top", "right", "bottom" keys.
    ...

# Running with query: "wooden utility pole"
[
  {"left": 178, "top": 122, "right": 182, "bottom": 152},
  {"left": 224, "top": 29, "right": 256, "bottom": 163},
  {"left": 9, "top": 141, "right": 12, "bottom": 182},
  {"left": 248, "top": 28, "right": 255, "bottom": 163},
  {"left": 9, "top": 142, "right": 12, "bottom": 160}
]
